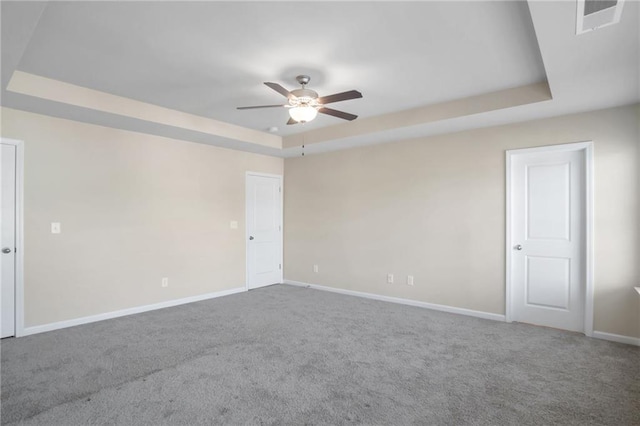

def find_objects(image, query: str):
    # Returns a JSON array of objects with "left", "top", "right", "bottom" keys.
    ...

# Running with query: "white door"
[
  {"left": 508, "top": 144, "right": 588, "bottom": 333},
  {"left": 246, "top": 173, "right": 282, "bottom": 290},
  {"left": 1, "top": 143, "right": 17, "bottom": 338}
]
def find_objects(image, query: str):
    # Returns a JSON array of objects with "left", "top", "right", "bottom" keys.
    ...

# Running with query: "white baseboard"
[
  {"left": 285, "top": 280, "right": 640, "bottom": 346},
  {"left": 283, "top": 279, "right": 506, "bottom": 322},
  {"left": 19, "top": 287, "right": 246, "bottom": 337},
  {"left": 19, "top": 282, "right": 640, "bottom": 347},
  {"left": 592, "top": 331, "right": 640, "bottom": 346}
]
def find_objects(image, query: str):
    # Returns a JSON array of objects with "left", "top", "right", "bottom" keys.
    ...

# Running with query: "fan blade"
[
  {"left": 317, "top": 90, "right": 362, "bottom": 105},
  {"left": 264, "top": 82, "right": 297, "bottom": 100},
  {"left": 318, "top": 107, "right": 358, "bottom": 121},
  {"left": 286, "top": 117, "right": 298, "bottom": 125},
  {"left": 237, "top": 105, "right": 286, "bottom": 110}
]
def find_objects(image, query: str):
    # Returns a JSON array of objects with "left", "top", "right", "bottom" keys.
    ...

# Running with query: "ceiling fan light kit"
[
  {"left": 289, "top": 105, "right": 318, "bottom": 123},
  {"left": 237, "top": 75, "right": 362, "bottom": 125}
]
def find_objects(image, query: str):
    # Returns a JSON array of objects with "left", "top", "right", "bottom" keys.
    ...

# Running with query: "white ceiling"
[
  {"left": 1, "top": 1, "right": 638, "bottom": 156},
  {"left": 11, "top": 1, "right": 545, "bottom": 136}
]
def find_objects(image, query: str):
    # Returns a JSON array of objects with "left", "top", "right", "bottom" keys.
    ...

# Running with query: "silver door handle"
[
  {"left": 249, "top": 236, "right": 254, "bottom": 240},
  {"left": 515, "top": 245, "right": 522, "bottom": 251},
  {"left": 2, "top": 247, "right": 12, "bottom": 254}
]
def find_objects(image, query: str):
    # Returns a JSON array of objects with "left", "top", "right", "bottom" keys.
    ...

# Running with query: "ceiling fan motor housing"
[{"left": 290, "top": 88, "right": 320, "bottom": 107}]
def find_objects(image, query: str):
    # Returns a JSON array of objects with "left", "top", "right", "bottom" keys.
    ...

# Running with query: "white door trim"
[
  {"left": 245, "top": 171, "right": 283, "bottom": 291},
  {"left": 505, "top": 141, "right": 594, "bottom": 337},
  {"left": 1, "top": 138, "right": 25, "bottom": 338}
]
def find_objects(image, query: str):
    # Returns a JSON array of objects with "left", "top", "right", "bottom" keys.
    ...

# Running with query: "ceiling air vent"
[{"left": 576, "top": 0, "right": 626, "bottom": 34}]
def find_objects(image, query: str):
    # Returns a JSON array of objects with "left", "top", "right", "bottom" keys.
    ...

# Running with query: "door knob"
[
  {"left": 249, "top": 236, "right": 254, "bottom": 240},
  {"left": 2, "top": 247, "right": 12, "bottom": 254},
  {"left": 515, "top": 245, "right": 522, "bottom": 251}
]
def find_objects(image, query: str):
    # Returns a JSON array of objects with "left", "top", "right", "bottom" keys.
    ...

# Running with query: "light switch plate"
[
  {"left": 230, "top": 221, "right": 238, "bottom": 229},
  {"left": 51, "top": 222, "right": 61, "bottom": 234}
]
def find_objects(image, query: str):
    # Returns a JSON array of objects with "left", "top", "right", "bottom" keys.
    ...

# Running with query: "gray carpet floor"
[{"left": 1, "top": 284, "right": 638, "bottom": 425}]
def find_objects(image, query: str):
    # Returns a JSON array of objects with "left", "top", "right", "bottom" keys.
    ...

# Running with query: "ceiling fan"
[{"left": 237, "top": 75, "right": 362, "bottom": 125}]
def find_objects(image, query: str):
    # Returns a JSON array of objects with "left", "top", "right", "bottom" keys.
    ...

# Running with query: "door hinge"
[
  {"left": 279, "top": 186, "right": 282, "bottom": 193},
  {"left": 279, "top": 264, "right": 282, "bottom": 270}
]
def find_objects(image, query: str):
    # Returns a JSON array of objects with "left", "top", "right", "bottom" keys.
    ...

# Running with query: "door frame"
[
  {"left": 1, "top": 138, "right": 25, "bottom": 338},
  {"left": 505, "top": 141, "right": 594, "bottom": 336},
  {"left": 245, "top": 171, "right": 283, "bottom": 291}
]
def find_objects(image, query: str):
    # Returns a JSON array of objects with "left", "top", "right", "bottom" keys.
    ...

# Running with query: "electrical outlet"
[
  {"left": 51, "top": 222, "right": 61, "bottom": 234},
  {"left": 387, "top": 274, "right": 394, "bottom": 284},
  {"left": 313, "top": 264, "right": 319, "bottom": 273},
  {"left": 407, "top": 275, "right": 414, "bottom": 286},
  {"left": 161, "top": 277, "right": 169, "bottom": 288}
]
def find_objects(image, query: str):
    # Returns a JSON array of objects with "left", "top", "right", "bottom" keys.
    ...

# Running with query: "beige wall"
[
  {"left": 1, "top": 107, "right": 283, "bottom": 327},
  {"left": 284, "top": 104, "right": 640, "bottom": 339},
  {"left": 2, "top": 104, "right": 638, "bottom": 338}
]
